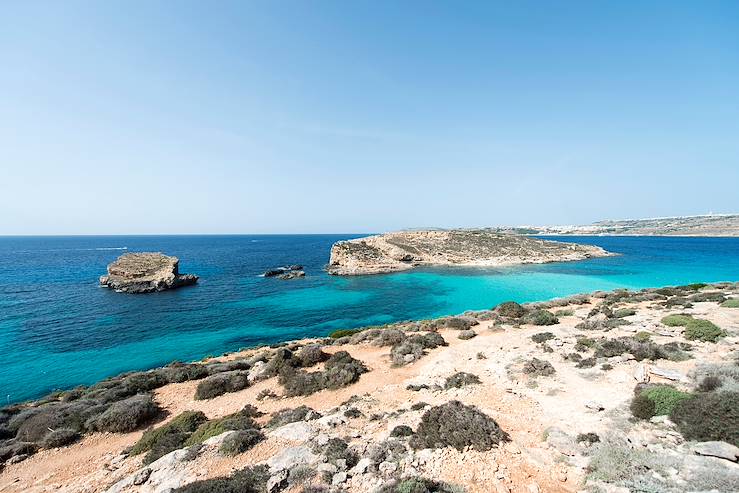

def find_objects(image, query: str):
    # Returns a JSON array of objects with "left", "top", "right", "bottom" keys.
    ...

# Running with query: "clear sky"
[{"left": 2, "top": 1, "right": 738, "bottom": 234}]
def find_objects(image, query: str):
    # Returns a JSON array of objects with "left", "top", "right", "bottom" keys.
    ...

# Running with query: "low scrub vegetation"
[
  {"left": 194, "top": 371, "right": 250, "bottom": 400},
  {"left": 670, "top": 391, "right": 738, "bottom": 446},
  {"left": 457, "top": 329, "right": 476, "bottom": 340},
  {"left": 720, "top": 298, "right": 739, "bottom": 308},
  {"left": 683, "top": 319, "right": 725, "bottom": 342},
  {"left": 267, "top": 405, "right": 321, "bottom": 428},
  {"left": 377, "top": 477, "right": 463, "bottom": 493},
  {"left": 523, "top": 358, "right": 556, "bottom": 376},
  {"left": 131, "top": 410, "right": 207, "bottom": 463},
  {"left": 523, "top": 309, "right": 558, "bottom": 326},
  {"left": 278, "top": 351, "right": 368, "bottom": 396},
  {"left": 185, "top": 405, "right": 263, "bottom": 447},
  {"left": 612, "top": 308, "right": 636, "bottom": 318},
  {"left": 531, "top": 332, "right": 555, "bottom": 343},
  {"left": 329, "top": 328, "right": 362, "bottom": 339},
  {"left": 444, "top": 372, "right": 481, "bottom": 389},
  {"left": 631, "top": 385, "right": 691, "bottom": 418},
  {"left": 171, "top": 464, "right": 269, "bottom": 493},
  {"left": 87, "top": 394, "right": 160, "bottom": 433},
  {"left": 410, "top": 400, "right": 509, "bottom": 451},
  {"left": 219, "top": 429, "right": 264, "bottom": 456},
  {"left": 494, "top": 301, "right": 526, "bottom": 318}
]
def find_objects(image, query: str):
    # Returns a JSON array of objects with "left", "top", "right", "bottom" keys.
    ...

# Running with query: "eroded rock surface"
[
  {"left": 100, "top": 252, "right": 198, "bottom": 293},
  {"left": 328, "top": 230, "right": 612, "bottom": 275}
]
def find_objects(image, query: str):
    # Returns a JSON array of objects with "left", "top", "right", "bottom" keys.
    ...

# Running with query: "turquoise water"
[{"left": 1, "top": 235, "right": 738, "bottom": 404}]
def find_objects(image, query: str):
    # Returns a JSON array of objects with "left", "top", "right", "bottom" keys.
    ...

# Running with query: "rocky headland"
[
  {"left": 100, "top": 253, "right": 198, "bottom": 293},
  {"left": 494, "top": 214, "right": 739, "bottom": 237},
  {"left": 327, "top": 230, "right": 612, "bottom": 275},
  {"left": 2, "top": 282, "right": 738, "bottom": 492}
]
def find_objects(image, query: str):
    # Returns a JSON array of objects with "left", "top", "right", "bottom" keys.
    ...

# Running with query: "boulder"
[
  {"left": 267, "top": 446, "right": 319, "bottom": 473},
  {"left": 100, "top": 252, "right": 198, "bottom": 293}
]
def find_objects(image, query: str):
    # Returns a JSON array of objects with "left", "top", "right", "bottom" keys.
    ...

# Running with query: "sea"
[{"left": 1, "top": 234, "right": 738, "bottom": 404}]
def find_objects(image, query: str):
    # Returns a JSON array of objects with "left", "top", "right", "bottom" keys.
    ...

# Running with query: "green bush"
[
  {"left": 267, "top": 405, "right": 321, "bottom": 428},
  {"left": 457, "top": 329, "right": 476, "bottom": 340},
  {"left": 296, "top": 344, "right": 329, "bottom": 367},
  {"left": 494, "top": 301, "right": 526, "bottom": 318},
  {"left": 555, "top": 309, "right": 574, "bottom": 317},
  {"left": 642, "top": 386, "right": 691, "bottom": 415},
  {"left": 661, "top": 314, "right": 693, "bottom": 327},
  {"left": 720, "top": 298, "right": 739, "bottom": 308},
  {"left": 88, "top": 394, "right": 160, "bottom": 433},
  {"left": 684, "top": 319, "right": 725, "bottom": 342},
  {"left": 612, "top": 308, "right": 636, "bottom": 318},
  {"left": 219, "top": 429, "right": 264, "bottom": 456},
  {"left": 523, "top": 358, "right": 556, "bottom": 376},
  {"left": 634, "top": 331, "right": 651, "bottom": 342},
  {"left": 278, "top": 351, "right": 368, "bottom": 396},
  {"left": 410, "top": 400, "right": 509, "bottom": 451},
  {"left": 329, "top": 328, "right": 362, "bottom": 339},
  {"left": 690, "top": 292, "right": 727, "bottom": 303},
  {"left": 131, "top": 410, "right": 207, "bottom": 456},
  {"left": 697, "top": 375, "right": 722, "bottom": 392},
  {"left": 194, "top": 371, "right": 249, "bottom": 400},
  {"left": 390, "top": 425, "right": 414, "bottom": 437},
  {"left": 531, "top": 332, "right": 555, "bottom": 343},
  {"left": 630, "top": 394, "right": 656, "bottom": 420},
  {"left": 185, "top": 406, "right": 261, "bottom": 446},
  {"left": 524, "top": 309, "right": 558, "bottom": 326},
  {"left": 171, "top": 465, "right": 269, "bottom": 493},
  {"left": 40, "top": 428, "right": 80, "bottom": 448},
  {"left": 444, "top": 372, "right": 481, "bottom": 389},
  {"left": 377, "top": 477, "right": 462, "bottom": 493},
  {"left": 670, "top": 391, "right": 739, "bottom": 446}
]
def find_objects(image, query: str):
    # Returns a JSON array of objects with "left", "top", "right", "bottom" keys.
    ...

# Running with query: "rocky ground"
[
  {"left": 327, "top": 230, "right": 612, "bottom": 275},
  {"left": 99, "top": 253, "right": 198, "bottom": 294},
  {"left": 1, "top": 283, "right": 738, "bottom": 493}
]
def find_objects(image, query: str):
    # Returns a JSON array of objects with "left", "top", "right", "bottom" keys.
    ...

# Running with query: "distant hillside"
[{"left": 494, "top": 214, "right": 739, "bottom": 237}]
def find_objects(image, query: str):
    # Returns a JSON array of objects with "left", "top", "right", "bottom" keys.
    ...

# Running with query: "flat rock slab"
[
  {"left": 267, "top": 446, "right": 319, "bottom": 473},
  {"left": 691, "top": 441, "right": 739, "bottom": 462},
  {"left": 268, "top": 421, "right": 317, "bottom": 441}
]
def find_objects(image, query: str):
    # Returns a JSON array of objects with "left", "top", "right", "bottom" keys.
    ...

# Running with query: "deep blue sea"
[{"left": 1, "top": 234, "right": 739, "bottom": 404}]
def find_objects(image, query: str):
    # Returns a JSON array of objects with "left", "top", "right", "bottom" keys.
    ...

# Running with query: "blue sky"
[{"left": 1, "top": 1, "right": 738, "bottom": 234}]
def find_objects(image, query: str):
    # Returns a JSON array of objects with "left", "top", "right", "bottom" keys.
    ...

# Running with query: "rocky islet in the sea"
[
  {"left": 99, "top": 252, "right": 198, "bottom": 293},
  {"left": 263, "top": 265, "right": 306, "bottom": 280},
  {"left": 327, "top": 229, "right": 613, "bottom": 275}
]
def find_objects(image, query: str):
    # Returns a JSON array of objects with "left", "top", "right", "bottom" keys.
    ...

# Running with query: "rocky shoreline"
[
  {"left": 327, "top": 230, "right": 612, "bottom": 275},
  {"left": 1, "top": 282, "right": 738, "bottom": 492}
]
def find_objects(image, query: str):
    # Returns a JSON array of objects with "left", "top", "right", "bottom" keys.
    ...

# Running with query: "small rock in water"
[{"left": 263, "top": 265, "right": 306, "bottom": 279}]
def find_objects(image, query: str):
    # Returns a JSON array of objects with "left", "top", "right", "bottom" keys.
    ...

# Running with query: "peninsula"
[{"left": 327, "top": 230, "right": 612, "bottom": 276}]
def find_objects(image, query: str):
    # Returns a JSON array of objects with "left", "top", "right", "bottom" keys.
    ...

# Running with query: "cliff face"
[
  {"left": 100, "top": 252, "right": 198, "bottom": 293},
  {"left": 327, "top": 230, "right": 612, "bottom": 275}
]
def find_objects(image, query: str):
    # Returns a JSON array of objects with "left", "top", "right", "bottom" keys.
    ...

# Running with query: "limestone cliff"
[
  {"left": 100, "top": 252, "right": 198, "bottom": 293},
  {"left": 327, "top": 230, "right": 612, "bottom": 275}
]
